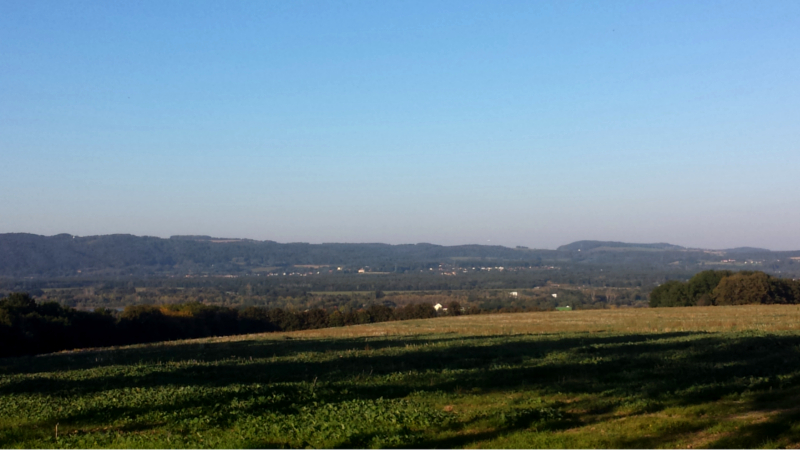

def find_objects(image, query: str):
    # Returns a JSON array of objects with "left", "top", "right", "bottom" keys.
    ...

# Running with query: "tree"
[
  {"left": 649, "top": 280, "right": 688, "bottom": 307},
  {"left": 0, "top": 292, "right": 37, "bottom": 316},
  {"left": 446, "top": 301, "right": 462, "bottom": 316},
  {"left": 685, "top": 270, "right": 732, "bottom": 305},
  {"left": 239, "top": 306, "right": 277, "bottom": 333},
  {"left": 710, "top": 272, "right": 798, "bottom": 306},
  {"left": 328, "top": 310, "right": 345, "bottom": 327},
  {"left": 118, "top": 305, "right": 176, "bottom": 343},
  {"left": 366, "top": 304, "right": 393, "bottom": 322},
  {"left": 303, "top": 309, "right": 329, "bottom": 329},
  {"left": 711, "top": 272, "right": 772, "bottom": 305}
]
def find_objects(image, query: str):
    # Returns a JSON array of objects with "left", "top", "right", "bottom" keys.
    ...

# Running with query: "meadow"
[{"left": 2, "top": 306, "right": 800, "bottom": 448}]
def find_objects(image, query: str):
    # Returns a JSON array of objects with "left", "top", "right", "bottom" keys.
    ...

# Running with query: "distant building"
[
  {"left": 434, "top": 303, "right": 443, "bottom": 311},
  {"left": 552, "top": 293, "right": 558, "bottom": 298},
  {"left": 510, "top": 291, "right": 518, "bottom": 297}
]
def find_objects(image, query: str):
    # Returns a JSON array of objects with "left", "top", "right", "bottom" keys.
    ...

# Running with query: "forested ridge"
[
  {"left": 0, "top": 233, "right": 540, "bottom": 277},
  {"left": 1, "top": 233, "right": 798, "bottom": 278}
]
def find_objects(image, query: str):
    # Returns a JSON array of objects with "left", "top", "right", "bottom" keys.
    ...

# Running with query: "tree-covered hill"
[
  {"left": 1, "top": 233, "right": 798, "bottom": 279},
  {"left": 0, "top": 233, "right": 549, "bottom": 277},
  {"left": 556, "top": 240, "right": 686, "bottom": 252}
]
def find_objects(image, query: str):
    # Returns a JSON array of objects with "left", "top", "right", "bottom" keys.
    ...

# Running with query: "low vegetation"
[
  {"left": 0, "top": 285, "right": 647, "bottom": 358},
  {"left": 2, "top": 306, "right": 800, "bottom": 448},
  {"left": 0, "top": 293, "right": 448, "bottom": 358}
]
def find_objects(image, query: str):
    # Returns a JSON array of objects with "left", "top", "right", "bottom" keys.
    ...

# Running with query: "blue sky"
[{"left": 2, "top": 1, "right": 799, "bottom": 249}]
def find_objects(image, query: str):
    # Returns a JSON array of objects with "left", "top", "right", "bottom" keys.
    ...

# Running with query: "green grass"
[{"left": 2, "top": 311, "right": 800, "bottom": 448}]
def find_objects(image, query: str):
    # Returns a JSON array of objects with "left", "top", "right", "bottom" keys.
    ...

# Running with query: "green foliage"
[
  {"left": 0, "top": 293, "right": 483, "bottom": 357},
  {"left": 686, "top": 270, "right": 733, "bottom": 305},
  {"left": 711, "top": 271, "right": 797, "bottom": 306},
  {"left": 650, "top": 270, "right": 800, "bottom": 307},
  {"left": 650, "top": 280, "right": 691, "bottom": 307},
  {"left": 650, "top": 270, "right": 735, "bottom": 307},
  {"left": 0, "top": 293, "right": 116, "bottom": 357}
]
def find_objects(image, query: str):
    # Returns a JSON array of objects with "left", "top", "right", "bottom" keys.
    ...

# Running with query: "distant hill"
[
  {"left": 557, "top": 241, "right": 686, "bottom": 252},
  {"left": 0, "top": 234, "right": 793, "bottom": 279},
  {"left": 0, "top": 233, "right": 541, "bottom": 278},
  {"left": 722, "top": 247, "right": 772, "bottom": 254}
]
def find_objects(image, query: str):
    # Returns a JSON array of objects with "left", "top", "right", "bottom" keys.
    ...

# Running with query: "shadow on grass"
[
  {"left": 0, "top": 333, "right": 500, "bottom": 375},
  {"left": 3, "top": 330, "right": 800, "bottom": 447},
  {"left": 706, "top": 404, "right": 800, "bottom": 448},
  {"left": 0, "top": 332, "right": 703, "bottom": 396}
]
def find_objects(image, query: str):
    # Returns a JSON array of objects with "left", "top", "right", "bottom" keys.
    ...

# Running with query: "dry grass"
[
  {"left": 56, "top": 305, "right": 800, "bottom": 355},
  {"left": 290, "top": 305, "right": 800, "bottom": 340}
]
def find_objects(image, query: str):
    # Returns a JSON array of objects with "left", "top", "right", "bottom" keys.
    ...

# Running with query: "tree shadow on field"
[
  {"left": 0, "top": 333, "right": 497, "bottom": 376},
  {"left": 705, "top": 406, "right": 800, "bottom": 448},
  {"left": 4, "top": 330, "right": 800, "bottom": 447},
  {"left": 0, "top": 332, "right": 699, "bottom": 396}
]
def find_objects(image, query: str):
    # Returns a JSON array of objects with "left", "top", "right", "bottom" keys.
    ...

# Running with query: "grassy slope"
[{"left": 2, "top": 306, "right": 800, "bottom": 448}]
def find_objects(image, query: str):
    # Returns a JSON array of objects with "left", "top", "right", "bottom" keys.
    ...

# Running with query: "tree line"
[
  {"left": 0, "top": 293, "right": 468, "bottom": 358},
  {"left": 649, "top": 270, "right": 800, "bottom": 307}
]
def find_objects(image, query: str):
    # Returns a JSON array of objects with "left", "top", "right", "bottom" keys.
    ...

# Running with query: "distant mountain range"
[{"left": 0, "top": 233, "right": 792, "bottom": 278}]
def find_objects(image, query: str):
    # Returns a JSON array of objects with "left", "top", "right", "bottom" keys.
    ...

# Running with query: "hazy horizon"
[
  {"left": 3, "top": 1, "right": 799, "bottom": 250},
  {"left": 0, "top": 230, "right": 787, "bottom": 252}
]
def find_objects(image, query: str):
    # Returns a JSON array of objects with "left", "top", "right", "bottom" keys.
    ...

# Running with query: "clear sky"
[{"left": 2, "top": 1, "right": 799, "bottom": 250}]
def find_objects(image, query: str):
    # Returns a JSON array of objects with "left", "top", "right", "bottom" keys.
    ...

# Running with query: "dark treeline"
[
  {"left": 650, "top": 270, "right": 800, "bottom": 307},
  {"left": 0, "top": 292, "right": 469, "bottom": 358}
]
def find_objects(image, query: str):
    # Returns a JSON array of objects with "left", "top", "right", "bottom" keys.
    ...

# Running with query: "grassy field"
[{"left": 2, "top": 306, "right": 800, "bottom": 448}]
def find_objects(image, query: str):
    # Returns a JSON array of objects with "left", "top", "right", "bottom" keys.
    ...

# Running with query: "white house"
[
  {"left": 434, "top": 303, "right": 443, "bottom": 311},
  {"left": 509, "top": 291, "right": 518, "bottom": 297}
]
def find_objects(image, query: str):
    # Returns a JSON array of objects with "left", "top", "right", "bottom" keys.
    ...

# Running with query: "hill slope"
[{"left": 2, "top": 307, "right": 800, "bottom": 448}]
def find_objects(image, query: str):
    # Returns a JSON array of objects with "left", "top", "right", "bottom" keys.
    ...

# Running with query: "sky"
[{"left": 2, "top": 1, "right": 799, "bottom": 250}]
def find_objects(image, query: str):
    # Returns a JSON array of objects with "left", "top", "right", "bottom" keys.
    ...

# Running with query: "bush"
[{"left": 649, "top": 270, "right": 800, "bottom": 307}]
